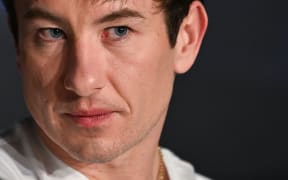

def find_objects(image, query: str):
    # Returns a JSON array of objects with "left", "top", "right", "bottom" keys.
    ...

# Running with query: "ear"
[{"left": 173, "top": 0, "right": 208, "bottom": 74}]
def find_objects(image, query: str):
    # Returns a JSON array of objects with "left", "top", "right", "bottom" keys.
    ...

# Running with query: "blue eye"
[
  {"left": 47, "top": 28, "right": 64, "bottom": 39},
  {"left": 104, "top": 26, "right": 130, "bottom": 41},
  {"left": 113, "top": 26, "right": 128, "bottom": 37},
  {"left": 38, "top": 28, "right": 65, "bottom": 41}
]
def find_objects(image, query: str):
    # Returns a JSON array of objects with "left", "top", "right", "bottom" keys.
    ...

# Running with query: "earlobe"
[{"left": 174, "top": 0, "right": 208, "bottom": 74}]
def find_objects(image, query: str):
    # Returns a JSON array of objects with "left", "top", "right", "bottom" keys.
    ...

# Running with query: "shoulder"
[
  {"left": 0, "top": 126, "right": 26, "bottom": 179},
  {"left": 0, "top": 119, "right": 31, "bottom": 156},
  {"left": 0, "top": 119, "right": 38, "bottom": 179},
  {"left": 0, "top": 125, "right": 25, "bottom": 163},
  {"left": 161, "top": 147, "right": 212, "bottom": 180}
]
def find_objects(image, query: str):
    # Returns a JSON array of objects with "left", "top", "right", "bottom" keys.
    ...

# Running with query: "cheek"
[
  {"left": 21, "top": 67, "right": 50, "bottom": 123},
  {"left": 19, "top": 48, "right": 64, "bottom": 117},
  {"left": 108, "top": 42, "right": 175, "bottom": 121},
  {"left": 19, "top": 42, "right": 64, "bottom": 91},
  {"left": 138, "top": 53, "right": 175, "bottom": 110}
]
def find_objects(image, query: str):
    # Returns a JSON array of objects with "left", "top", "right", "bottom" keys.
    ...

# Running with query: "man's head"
[{"left": 2, "top": 0, "right": 207, "bottom": 164}]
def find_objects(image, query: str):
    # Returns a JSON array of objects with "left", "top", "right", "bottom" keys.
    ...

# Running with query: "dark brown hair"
[
  {"left": 2, "top": 0, "right": 204, "bottom": 47},
  {"left": 156, "top": 0, "right": 204, "bottom": 46}
]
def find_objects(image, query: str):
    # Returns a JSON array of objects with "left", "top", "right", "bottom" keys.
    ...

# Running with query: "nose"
[{"left": 64, "top": 38, "right": 106, "bottom": 97}]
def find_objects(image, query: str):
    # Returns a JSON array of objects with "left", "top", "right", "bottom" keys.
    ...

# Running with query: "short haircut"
[{"left": 1, "top": 0, "right": 205, "bottom": 47}]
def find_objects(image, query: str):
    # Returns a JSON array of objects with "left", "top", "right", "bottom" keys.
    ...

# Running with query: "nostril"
[{"left": 63, "top": 78, "right": 73, "bottom": 91}]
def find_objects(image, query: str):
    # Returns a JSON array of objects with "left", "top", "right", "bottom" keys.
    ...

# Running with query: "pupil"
[
  {"left": 51, "top": 29, "right": 61, "bottom": 37},
  {"left": 115, "top": 27, "right": 127, "bottom": 36}
]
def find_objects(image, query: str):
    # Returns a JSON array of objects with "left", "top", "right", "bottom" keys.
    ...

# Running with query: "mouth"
[{"left": 64, "top": 110, "right": 115, "bottom": 128}]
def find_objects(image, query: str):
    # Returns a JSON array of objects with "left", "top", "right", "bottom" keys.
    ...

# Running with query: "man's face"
[{"left": 15, "top": 0, "right": 177, "bottom": 162}]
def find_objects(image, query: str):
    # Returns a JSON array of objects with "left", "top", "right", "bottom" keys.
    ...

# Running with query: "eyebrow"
[
  {"left": 96, "top": 8, "right": 145, "bottom": 24},
  {"left": 23, "top": 8, "right": 67, "bottom": 26},
  {"left": 23, "top": 7, "right": 145, "bottom": 26}
]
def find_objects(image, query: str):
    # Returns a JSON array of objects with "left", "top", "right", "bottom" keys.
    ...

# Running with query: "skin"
[{"left": 13, "top": 0, "right": 208, "bottom": 179}]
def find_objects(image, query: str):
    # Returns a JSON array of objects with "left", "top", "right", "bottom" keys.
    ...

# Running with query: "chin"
[{"left": 60, "top": 140, "right": 127, "bottom": 163}]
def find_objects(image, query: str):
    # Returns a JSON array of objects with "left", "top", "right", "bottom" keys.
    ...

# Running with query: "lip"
[{"left": 64, "top": 109, "right": 114, "bottom": 128}]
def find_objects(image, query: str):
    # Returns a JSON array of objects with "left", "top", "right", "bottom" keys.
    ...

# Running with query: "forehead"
[{"left": 15, "top": 0, "right": 159, "bottom": 16}]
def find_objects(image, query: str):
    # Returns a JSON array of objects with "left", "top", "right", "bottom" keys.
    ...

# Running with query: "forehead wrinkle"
[
  {"left": 90, "top": 0, "right": 126, "bottom": 6},
  {"left": 27, "top": 0, "right": 127, "bottom": 8},
  {"left": 91, "top": 0, "right": 157, "bottom": 12},
  {"left": 26, "top": 0, "right": 159, "bottom": 13}
]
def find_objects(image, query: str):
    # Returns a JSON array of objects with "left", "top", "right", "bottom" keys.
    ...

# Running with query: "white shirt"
[{"left": 0, "top": 120, "right": 210, "bottom": 180}]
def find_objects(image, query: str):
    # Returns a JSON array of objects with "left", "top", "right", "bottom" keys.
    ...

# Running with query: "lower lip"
[{"left": 66, "top": 113, "right": 113, "bottom": 128}]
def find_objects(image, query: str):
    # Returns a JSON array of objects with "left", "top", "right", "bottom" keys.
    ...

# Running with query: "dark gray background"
[{"left": 1, "top": 1, "right": 287, "bottom": 180}]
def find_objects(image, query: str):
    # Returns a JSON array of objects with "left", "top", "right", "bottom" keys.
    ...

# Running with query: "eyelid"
[{"left": 37, "top": 27, "right": 66, "bottom": 42}]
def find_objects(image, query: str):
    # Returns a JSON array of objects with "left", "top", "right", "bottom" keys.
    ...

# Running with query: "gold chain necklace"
[{"left": 157, "top": 147, "right": 168, "bottom": 180}]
